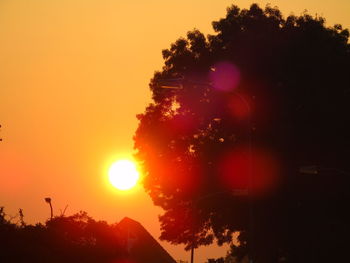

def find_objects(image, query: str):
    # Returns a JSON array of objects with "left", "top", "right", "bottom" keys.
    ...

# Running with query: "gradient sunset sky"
[{"left": 1, "top": 1, "right": 349, "bottom": 262}]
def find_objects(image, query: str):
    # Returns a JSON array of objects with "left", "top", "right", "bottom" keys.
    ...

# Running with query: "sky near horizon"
[{"left": 1, "top": 0, "right": 349, "bottom": 262}]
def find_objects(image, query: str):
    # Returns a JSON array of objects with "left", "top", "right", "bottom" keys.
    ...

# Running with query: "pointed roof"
[{"left": 117, "top": 217, "right": 176, "bottom": 263}]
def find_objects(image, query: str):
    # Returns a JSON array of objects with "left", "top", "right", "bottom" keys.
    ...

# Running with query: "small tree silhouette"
[{"left": 18, "top": 208, "right": 25, "bottom": 227}]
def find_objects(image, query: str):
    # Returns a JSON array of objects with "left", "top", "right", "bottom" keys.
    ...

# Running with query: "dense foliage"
[
  {"left": 0, "top": 208, "right": 126, "bottom": 263},
  {"left": 134, "top": 3, "right": 350, "bottom": 262}
]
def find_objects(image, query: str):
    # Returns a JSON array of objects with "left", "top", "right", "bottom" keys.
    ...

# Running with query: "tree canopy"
[{"left": 134, "top": 3, "right": 350, "bottom": 262}]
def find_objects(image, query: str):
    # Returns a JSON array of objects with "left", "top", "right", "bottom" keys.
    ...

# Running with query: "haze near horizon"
[{"left": 1, "top": 1, "right": 349, "bottom": 262}]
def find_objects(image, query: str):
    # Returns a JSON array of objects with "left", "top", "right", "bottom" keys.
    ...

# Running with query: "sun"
[{"left": 108, "top": 160, "right": 140, "bottom": 190}]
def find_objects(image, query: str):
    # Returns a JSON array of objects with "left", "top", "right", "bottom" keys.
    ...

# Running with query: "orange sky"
[{"left": 1, "top": 1, "right": 349, "bottom": 262}]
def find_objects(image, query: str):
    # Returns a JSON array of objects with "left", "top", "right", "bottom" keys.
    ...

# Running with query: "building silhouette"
[{"left": 117, "top": 217, "right": 177, "bottom": 263}]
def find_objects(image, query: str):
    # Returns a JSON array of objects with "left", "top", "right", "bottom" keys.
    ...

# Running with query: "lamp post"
[
  {"left": 156, "top": 76, "right": 254, "bottom": 263},
  {"left": 44, "top": 197, "right": 53, "bottom": 220},
  {"left": 299, "top": 165, "right": 348, "bottom": 176}
]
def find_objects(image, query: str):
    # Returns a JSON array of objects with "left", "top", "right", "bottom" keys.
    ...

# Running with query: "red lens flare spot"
[
  {"left": 209, "top": 61, "right": 241, "bottom": 92},
  {"left": 219, "top": 147, "right": 280, "bottom": 197},
  {"left": 228, "top": 94, "right": 251, "bottom": 121},
  {"left": 220, "top": 148, "right": 250, "bottom": 190}
]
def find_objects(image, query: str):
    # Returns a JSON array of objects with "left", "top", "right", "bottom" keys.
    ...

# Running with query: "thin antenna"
[{"left": 60, "top": 205, "right": 68, "bottom": 216}]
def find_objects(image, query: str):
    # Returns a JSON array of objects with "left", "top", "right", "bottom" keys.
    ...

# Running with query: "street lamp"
[
  {"left": 299, "top": 165, "right": 348, "bottom": 176},
  {"left": 44, "top": 197, "right": 53, "bottom": 220},
  {"left": 156, "top": 76, "right": 254, "bottom": 263}
]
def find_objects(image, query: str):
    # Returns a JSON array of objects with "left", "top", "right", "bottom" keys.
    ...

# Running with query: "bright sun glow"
[{"left": 108, "top": 160, "right": 140, "bottom": 190}]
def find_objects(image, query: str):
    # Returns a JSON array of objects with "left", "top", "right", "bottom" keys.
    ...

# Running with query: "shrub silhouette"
[{"left": 0, "top": 208, "right": 126, "bottom": 263}]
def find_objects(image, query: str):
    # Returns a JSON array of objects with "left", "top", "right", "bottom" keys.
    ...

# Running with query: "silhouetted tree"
[{"left": 134, "top": 3, "right": 350, "bottom": 262}]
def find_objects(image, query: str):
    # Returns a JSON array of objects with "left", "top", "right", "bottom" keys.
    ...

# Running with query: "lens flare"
[
  {"left": 219, "top": 146, "right": 280, "bottom": 197},
  {"left": 228, "top": 94, "right": 251, "bottom": 121},
  {"left": 209, "top": 61, "right": 240, "bottom": 91}
]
